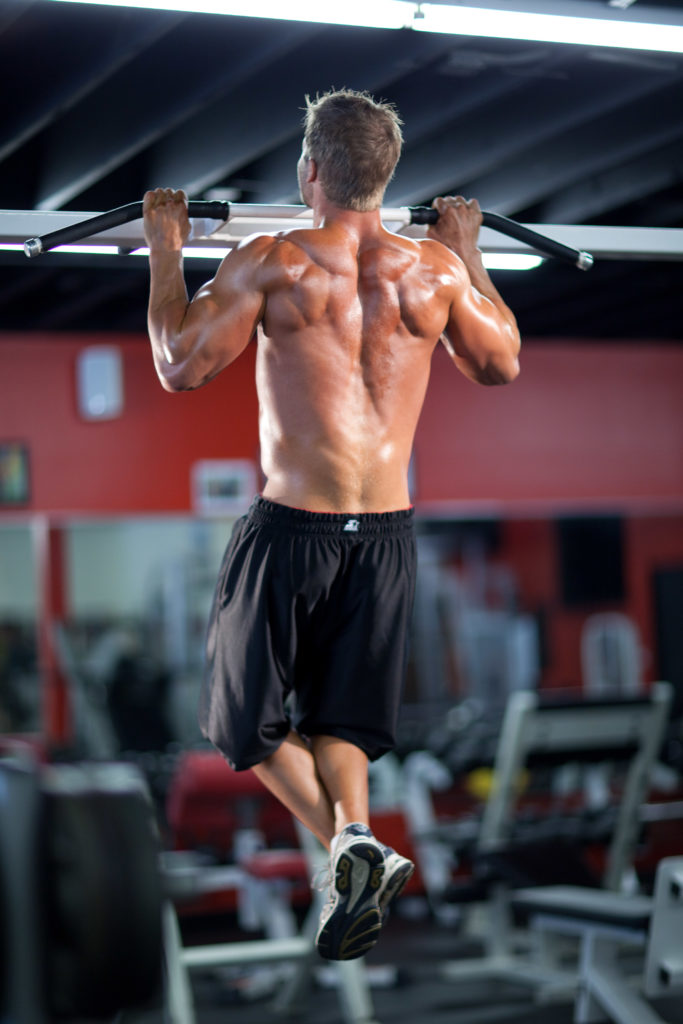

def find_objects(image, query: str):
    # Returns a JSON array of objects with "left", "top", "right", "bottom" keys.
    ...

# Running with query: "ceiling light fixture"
[
  {"left": 413, "top": 3, "right": 683, "bottom": 53},
  {"left": 44, "top": 0, "right": 683, "bottom": 54},
  {"left": 46, "top": 0, "right": 416, "bottom": 29},
  {"left": 482, "top": 253, "right": 543, "bottom": 270},
  {"left": 0, "top": 242, "right": 121, "bottom": 255},
  {"left": 0, "top": 242, "right": 542, "bottom": 270}
]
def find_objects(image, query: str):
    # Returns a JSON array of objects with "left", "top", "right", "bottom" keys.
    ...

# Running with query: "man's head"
[{"left": 300, "top": 89, "right": 403, "bottom": 211}]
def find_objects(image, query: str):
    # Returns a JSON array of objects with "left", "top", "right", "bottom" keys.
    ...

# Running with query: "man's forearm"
[{"left": 147, "top": 250, "right": 191, "bottom": 371}]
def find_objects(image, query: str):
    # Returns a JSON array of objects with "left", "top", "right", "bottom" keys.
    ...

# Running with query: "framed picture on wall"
[
  {"left": 191, "top": 459, "right": 257, "bottom": 516},
  {"left": 0, "top": 442, "right": 30, "bottom": 506}
]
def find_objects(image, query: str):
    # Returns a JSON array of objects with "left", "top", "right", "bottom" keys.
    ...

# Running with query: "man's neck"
[{"left": 311, "top": 195, "right": 384, "bottom": 239}]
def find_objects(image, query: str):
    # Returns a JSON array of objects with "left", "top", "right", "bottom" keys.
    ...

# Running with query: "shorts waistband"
[{"left": 247, "top": 496, "right": 415, "bottom": 537}]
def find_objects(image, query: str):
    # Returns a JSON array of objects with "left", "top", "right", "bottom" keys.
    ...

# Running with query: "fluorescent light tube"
[
  {"left": 43, "top": 0, "right": 683, "bottom": 53},
  {"left": 413, "top": 4, "right": 683, "bottom": 55},
  {"left": 130, "top": 246, "right": 233, "bottom": 258},
  {"left": 0, "top": 242, "right": 539, "bottom": 269},
  {"left": 45, "top": 0, "right": 416, "bottom": 29},
  {"left": 0, "top": 242, "right": 121, "bottom": 255},
  {"left": 482, "top": 253, "right": 543, "bottom": 270}
]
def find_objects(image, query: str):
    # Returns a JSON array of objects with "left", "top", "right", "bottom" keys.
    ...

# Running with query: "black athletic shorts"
[{"left": 199, "top": 496, "right": 417, "bottom": 770}]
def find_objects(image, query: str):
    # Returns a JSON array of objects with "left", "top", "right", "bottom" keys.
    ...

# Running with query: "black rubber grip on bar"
[
  {"left": 24, "top": 200, "right": 231, "bottom": 257},
  {"left": 409, "top": 206, "right": 593, "bottom": 271}
]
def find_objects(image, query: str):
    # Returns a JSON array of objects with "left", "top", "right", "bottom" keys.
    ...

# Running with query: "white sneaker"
[{"left": 315, "top": 823, "right": 385, "bottom": 961}]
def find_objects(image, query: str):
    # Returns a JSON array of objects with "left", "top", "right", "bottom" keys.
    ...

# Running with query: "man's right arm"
[
  {"left": 427, "top": 196, "right": 521, "bottom": 386},
  {"left": 144, "top": 188, "right": 268, "bottom": 393}
]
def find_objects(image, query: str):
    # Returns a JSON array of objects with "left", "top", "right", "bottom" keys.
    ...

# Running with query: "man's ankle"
[{"left": 331, "top": 821, "right": 373, "bottom": 858}]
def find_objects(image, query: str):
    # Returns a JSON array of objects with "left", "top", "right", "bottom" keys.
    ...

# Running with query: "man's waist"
[{"left": 247, "top": 496, "right": 415, "bottom": 537}]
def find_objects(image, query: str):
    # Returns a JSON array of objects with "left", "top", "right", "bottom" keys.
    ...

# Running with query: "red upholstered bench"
[
  {"left": 241, "top": 848, "right": 310, "bottom": 884},
  {"left": 165, "top": 750, "right": 307, "bottom": 916},
  {"left": 166, "top": 750, "right": 297, "bottom": 856}
]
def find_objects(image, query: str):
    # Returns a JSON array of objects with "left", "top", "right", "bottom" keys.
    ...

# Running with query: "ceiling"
[{"left": 1, "top": 0, "right": 682, "bottom": 340}]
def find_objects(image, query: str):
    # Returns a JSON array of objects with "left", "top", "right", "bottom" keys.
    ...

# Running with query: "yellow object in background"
[{"left": 465, "top": 767, "right": 529, "bottom": 801}]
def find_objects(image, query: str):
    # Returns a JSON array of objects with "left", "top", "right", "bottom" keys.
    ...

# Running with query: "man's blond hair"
[{"left": 303, "top": 89, "right": 403, "bottom": 212}]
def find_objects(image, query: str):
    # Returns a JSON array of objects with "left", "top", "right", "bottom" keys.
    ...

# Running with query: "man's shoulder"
[
  {"left": 226, "top": 231, "right": 309, "bottom": 280},
  {"left": 234, "top": 231, "right": 280, "bottom": 258},
  {"left": 373, "top": 229, "right": 462, "bottom": 280},
  {"left": 415, "top": 235, "right": 467, "bottom": 284}
]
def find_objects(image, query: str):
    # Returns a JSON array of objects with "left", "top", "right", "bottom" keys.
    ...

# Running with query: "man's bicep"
[
  {"left": 192, "top": 271, "right": 264, "bottom": 339},
  {"left": 192, "top": 243, "right": 267, "bottom": 345},
  {"left": 443, "top": 285, "right": 520, "bottom": 386},
  {"left": 440, "top": 273, "right": 481, "bottom": 361},
  {"left": 159, "top": 251, "right": 265, "bottom": 390}
]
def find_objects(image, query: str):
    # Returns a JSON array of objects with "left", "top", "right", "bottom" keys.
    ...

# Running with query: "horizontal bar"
[
  {"left": 19, "top": 200, "right": 588, "bottom": 267},
  {"left": 2, "top": 208, "right": 682, "bottom": 260}
]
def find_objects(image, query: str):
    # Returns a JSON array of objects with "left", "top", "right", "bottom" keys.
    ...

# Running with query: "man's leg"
[
  {"left": 311, "top": 734, "right": 370, "bottom": 834},
  {"left": 250, "top": 729, "right": 370, "bottom": 848},
  {"left": 252, "top": 729, "right": 413, "bottom": 959},
  {"left": 252, "top": 729, "right": 383, "bottom": 960}
]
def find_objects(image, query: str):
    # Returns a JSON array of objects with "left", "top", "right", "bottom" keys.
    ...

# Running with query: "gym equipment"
[
  {"left": 513, "top": 856, "right": 683, "bottom": 1023},
  {"left": 401, "top": 683, "right": 674, "bottom": 993},
  {"left": 0, "top": 754, "right": 163, "bottom": 1023},
  {"left": 581, "top": 613, "right": 644, "bottom": 698},
  {"left": 0, "top": 747, "right": 379, "bottom": 1024},
  {"left": 18, "top": 199, "right": 593, "bottom": 269}
]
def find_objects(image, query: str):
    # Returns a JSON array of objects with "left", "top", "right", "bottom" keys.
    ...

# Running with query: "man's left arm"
[
  {"left": 144, "top": 188, "right": 267, "bottom": 392},
  {"left": 427, "top": 196, "right": 521, "bottom": 386}
]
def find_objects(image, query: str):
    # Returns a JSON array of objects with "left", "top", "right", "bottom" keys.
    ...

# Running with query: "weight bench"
[
  {"left": 512, "top": 856, "right": 683, "bottom": 1023},
  {"left": 428, "top": 683, "right": 674, "bottom": 991}
]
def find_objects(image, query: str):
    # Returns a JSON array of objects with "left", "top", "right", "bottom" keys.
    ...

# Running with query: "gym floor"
[{"left": 129, "top": 911, "right": 683, "bottom": 1024}]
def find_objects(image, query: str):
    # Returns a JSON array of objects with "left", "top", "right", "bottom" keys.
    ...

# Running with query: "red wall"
[
  {"left": 1, "top": 333, "right": 681, "bottom": 515},
  {"left": 414, "top": 342, "right": 683, "bottom": 511},
  {"left": 1, "top": 333, "right": 259, "bottom": 514},
  {"left": 1, "top": 332, "right": 682, "bottom": 698}
]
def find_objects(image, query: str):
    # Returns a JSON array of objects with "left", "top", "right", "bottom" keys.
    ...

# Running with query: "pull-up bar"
[{"left": 22, "top": 200, "right": 594, "bottom": 271}]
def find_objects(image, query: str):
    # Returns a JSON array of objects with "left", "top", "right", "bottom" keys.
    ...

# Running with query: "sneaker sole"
[
  {"left": 379, "top": 859, "right": 415, "bottom": 924},
  {"left": 316, "top": 841, "right": 384, "bottom": 961}
]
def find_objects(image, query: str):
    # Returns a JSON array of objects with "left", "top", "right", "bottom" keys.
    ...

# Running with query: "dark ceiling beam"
[
  {"left": 0, "top": 263, "right": 61, "bottom": 312},
  {"left": 255, "top": 41, "right": 566, "bottom": 204},
  {"left": 28, "top": 273, "right": 146, "bottom": 331},
  {"left": 506, "top": 254, "right": 683, "bottom": 339},
  {"left": 386, "top": 58, "right": 681, "bottom": 207},
  {"left": 462, "top": 75, "right": 683, "bottom": 217},
  {"left": 533, "top": 138, "right": 683, "bottom": 223},
  {"left": 1, "top": 6, "right": 185, "bottom": 167},
  {"left": 147, "top": 27, "right": 466, "bottom": 198},
  {"left": 35, "top": 18, "right": 318, "bottom": 210},
  {"left": 0, "top": 0, "right": 39, "bottom": 34},
  {"left": 508, "top": 259, "right": 624, "bottom": 323},
  {"left": 541, "top": 265, "right": 683, "bottom": 338}
]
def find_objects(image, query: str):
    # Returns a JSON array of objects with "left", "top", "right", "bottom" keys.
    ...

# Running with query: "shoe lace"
[{"left": 311, "top": 865, "right": 332, "bottom": 892}]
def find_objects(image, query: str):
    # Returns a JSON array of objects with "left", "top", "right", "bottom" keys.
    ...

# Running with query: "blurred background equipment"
[{"left": 0, "top": 753, "right": 163, "bottom": 1023}]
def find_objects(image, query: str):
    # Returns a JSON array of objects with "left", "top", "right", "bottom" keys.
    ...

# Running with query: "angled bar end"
[
  {"left": 24, "top": 238, "right": 43, "bottom": 259},
  {"left": 578, "top": 250, "right": 594, "bottom": 271}
]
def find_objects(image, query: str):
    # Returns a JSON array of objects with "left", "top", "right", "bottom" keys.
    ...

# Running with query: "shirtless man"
[{"left": 143, "top": 88, "right": 520, "bottom": 962}]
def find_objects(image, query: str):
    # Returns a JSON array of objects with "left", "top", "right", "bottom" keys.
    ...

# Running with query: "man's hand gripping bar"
[{"left": 409, "top": 206, "right": 593, "bottom": 271}]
